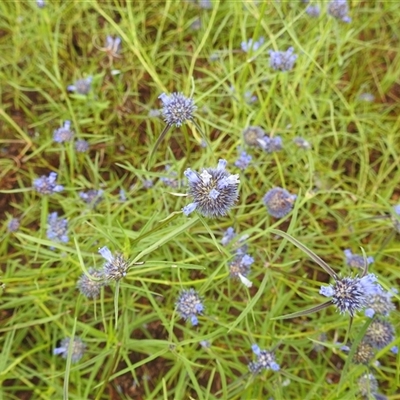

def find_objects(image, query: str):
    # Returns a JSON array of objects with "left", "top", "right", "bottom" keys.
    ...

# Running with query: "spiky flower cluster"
[
  {"left": 344, "top": 249, "right": 374, "bottom": 269},
  {"left": 77, "top": 268, "right": 107, "bottom": 299},
  {"left": 75, "top": 139, "right": 89, "bottom": 153},
  {"left": 99, "top": 246, "right": 129, "bottom": 281},
  {"left": 183, "top": 159, "right": 240, "bottom": 218},
  {"left": 269, "top": 47, "right": 297, "bottom": 71},
  {"left": 263, "top": 187, "right": 297, "bottom": 218},
  {"left": 365, "top": 319, "right": 395, "bottom": 350},
  {"left": 229, "top": 253, "right": 254, "bottom": 288},
  {"left": 53, "top": 121, "right": 74, "bottom": 143},
  {"left": 159, "top": 92, "right": 197, "bottom": 127},
  {"left": 33, "top": 172, "right": 64, "bottom": 195},
  {"left": 248, "top": 344, "right": 280, "bottom": 374},
  {"left": 327, "top": 0, "right": 351, "bottom": 23},
  {"left": 46, "top": 212, "right": 69, "bottom": 244},
  {"left": 358, "top": 373, "right": 379, "bottom": 399},
  {"left": 319, "top": 274, "right": 380, "bottom": 316},
  {"left": 7, "top": 218, "right": 20, "bottom": 233},
  {"left": 234, "top": 150, "right": 252, "bottom": 171},
  {"left": 352, "top": 341, "right": 375, "bottom": 365},
  {"left": 221, "top": 227, "right": 236, "bottom": 247},
  {"left": 242, "top": 126, "right": 266, "bottom": 147},
  {"left": 175, "top": 288, "right": 204, "bottom": 326},
  {"left": 53, "top": 337, "right": 86, "bottom": 363},
  {"left": 67, "top": 76, "right": 93, "bottom": 94},
  {"left": 258, "top": 135, "right": 283, "bottom": 153},
  {"left": 364, "top": 288, "right": 396, "bottom": 318}
]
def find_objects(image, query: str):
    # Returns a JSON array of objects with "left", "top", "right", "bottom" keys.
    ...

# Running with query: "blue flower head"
[
  {"left": 75, "top": 139, "right": 89, "bottom": 153},
  {"left": 159, "top": 92, "right": 197, "bottom": 127},
  {"left": 320, "top": 273, "right": 381, "bottom": 316},
  {"left": 53, "top": 121, "right": 74, "bottom": 143},
  {"left": 234, "top": 150, "right": 252, "bottom": 170},
  {"left": 242, "top": 126, "right": 266, "bottom": 147},
  {"left": 365, "top": 319, "right": 395, "bottom": 350},
  {"left": 79, "top": 189, "right": 104, "bottom": 206},
  {"left": 183, "top": 159, "right": 240, "bottom": 218},
  {"left": 105, "top": 35, "right": 121, "bottom": 55},
  {"left": 357, "top": 374, "right": 379, "bottom": 399},
  {"left": 176, "top": 288, "right": 204, "bottom": 326},
  {"left": 263, "top": 187, "right": 297, "bottom": 218},
  {"left": 67, "top": 76, "right": 93, "bottom": 95},
  {"left": 364, "top": 288, "right": 396, "bottom": 318},
  {"left": 33, "top": 172, "right": 64, "bottom": 195},
  {"left": 241, "top": 37, "right": 264, "bottom": 53},
  {"left": 7, "top": 218, "right": 20, "bottom": 233},
  {"left": 258, "top": 135, "right": 283, "bottom": 153},
  {"left": 77, "top": 267, "right": 107, "bottom": 299},
  {"left": 269, "top": 47, "right": 297, "bottom": 71},
  {"left": 53, "top": 337, "right": 86, "bottom": 363},
  {"left": 229, "top": 253, "right": 254, "bottom": 288},
  {"left": 328, "top": 0, "right": 351, "bottom": 23},
  {"left": 47, "top": 212, "right": 69, "bottom": 244},
  {"left": 293, "top": 136, "right": 312, "bottom": 150},
  {"left": 221, "top": 227, "right": 236, "bottom": 247},
  {"left": 344, "top": 249, "right": 374, "bottom": 269},
  {"left": 99, "top": 246, "right": 129, "bottom": 281},
  {"left": 306, "top": 5, "right": 320, "bottom": 17},
  {"left": 248, "top": 344, "right": 280, "bottom": 374}
]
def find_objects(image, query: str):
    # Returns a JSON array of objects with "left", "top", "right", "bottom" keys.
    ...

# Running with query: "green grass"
[{"left": 1, "top": 1, "right": 400, "bottom": 399}]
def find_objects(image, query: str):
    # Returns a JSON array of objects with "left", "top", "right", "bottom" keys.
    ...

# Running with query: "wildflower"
[
  {"left": 53, "top": 120, "right": 74, "bottom": 143},
  {"left": 176, "top": 288, "right": 204, "bottom": 326},
  {"left": 242, "top": 126, "right": 266, "bottom": 147},
  {"left": 235, "top": 150, "right": 252, "bottom": 170},
  {"left": 67, "top": 76, "right": 93, "bottom": 95},
  {"left": 47, "top": 212, "right": 69, "bottom": 244},
  {"left": 190, "top": 17, "right": 202, "bottom": 31},
  {"left": 229, "top": 253, "right": 254, "bottom": 288},
  {"left": 99, "top": 246, "right": 129, "bottom": 281},
  {"left": 221, "top": 227, "right": 236, "bottom": 246},
  {"left": 119, "top": 189, "right": 126, "bottom": 202},
  {"left": 36, "top": 0, "right": 45, "bottom": 7},
  {"left": 159, "top": 92, "right": 196, "bottom": 128},
  {"left": 306, "top": 5, "right": 320, "bottom": 17},
  {"left": 391, "top": 345, "right": 398, "bottom": 354},
  {"left": 293, "top": 136, "right": 312, "bottom": 150},
  {"left": 248, "top": 344, "right": 280, "bottom": 374},
  {"left": 258, "top": 135, "right": 283, "bottom": 153},
  {"left": 75, "top": 139, "right": 89, "bottom": 153},
  {"left": 352, "top": 340, "right": 375, "bottom": 364},
  {"left": 241, "top": 37, "right": 264, "bottom": 53},
  {"left": 182, "top": 159, "right": 240, "bottom": 218},
  {"left": 327, "top": 0, "right": 351, "bottom": 23},
  {"left": 53, "top": 337, "right": 86, "bottom": 363},
  {"left": 358, "top": 373, "right": 379, "bottom": 398},
  {"left": 7, "top": 218, "right": 20, "bottom": 232},
  {"left": 160, "top": 165, "right": 179, "bottom": 188},
  {"left": 364, "top": 288, "right": 396, "bottom": 318},
  {"left": 104, "top": 35, "right": 121, "bottom": 56},
  {"left": 365, "top": 319, "right": 395, "bottom": 350},
  {"left": 269, "top": 47, "right": 297, "bottom": 71},
  {"left": 79, "top": 189, "right": 104, "bottom": 206},
  {"left": 77, "top": 268, "right": 107, "bottom": 299},
  {"left": 320, "top": 274, "right": 380, "bottom": 317},
  {"left": 344, "top": 249, "right": 374, "bottom": 269},
  {"left": 263, "top": 187, "right": 297, "bottom": 218},
  {"left": 33, "top": 172, "right": 64, "bottom": 195},
  {"left": 244, "top": 91, "right": 257, "bottom": 104},
  {"left": 142, "top": 179, "right": 154, "bottom": 189},
  {"left": 358, "top": 93, "right": 375, "bottom": 102}
]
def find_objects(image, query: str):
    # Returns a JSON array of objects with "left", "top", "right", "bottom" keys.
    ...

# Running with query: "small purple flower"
[
  {"left": 99, "top": 246, "right": 129, "bottom": 281},
  {"left": 183, "top": 159, "right": 240, "bottom": 218},
  {"left": 358, "top": 93, "right": 375, "bottom": 102},
  {"left": 263, "top": 187, "right": 297, "bottom": 218},
  {"left": 77, "top": 268, "right": 107, "bottom": 299},
  {"left": 258, "top": 135, "right": 283, "bottom": 153},
  {"left": 79, "top": 189, "right": 104, "bottom": 206},
  {"left": 221, "top": 227, "right": 236, "bottom": 246},
  {"left": 36, "top": 0, "right": 45, "bottom": 7},
  {"left": 235, "top": 151, "right": 252, "bottom": 170},
  {"left": 176, "top": 288, "right": 204, "bottom": 326},
  {"left": 248, "top": 344, "right": 280, "bottom": 374},
  {"left": 306, "top": 5, "right": 320, "bottom": 17},
  {"left": 53, "top": 121, "right": 74, "bottom": 143},
  {"left": 293, "top": 136, "right": 312, "bottom": 150},
  {"left": 242, "top": 126, "right": 266, "bottom": 147},
  {"left": 160, "top": 165, "right": 179, "bottom": 188},
  {"left": 105, "top": 35, "right": 121, "bottom": 55},
  {"left": 241, "top": 37, "right": 264, "bottom": 53},
  {"left": 328, "top": 0, "right": 351, "bottom": 23},
  {"left": 159, "top": 92, "right": 197, "bottom": 127},
  {"left": 67, "top": 76, "right": 93, "bottom": 95},
  {"left": 357, "top": 373, "right": 379, "bottom": 398},
  {"left": 365, "top": 319, "right": 395, "bottom": 350},
  {"left": 142, "top": 179, "right": 154, "bottom": 189},
  {"left": 229, "top": 253, "right": 254, "bottom": 287},
  {"left": 344, "top": 249, "right": 374, "bottom": 269},
  {"left": 269, "top": 47, "right": 297, "bottom": 71},
  {"left": 7, "top": 218, "right": 20, "bottom": 232},
  {"left": 53, "top": 337, "right": 86, "bottom": 363},
  {"left": 320, "top": 273, "right": 381, "bottom": 316},
  {"left": 364, "top": 288, "right": 396, "bottom": 318},
  {"left": 33, "top": 172, "right": 64, "bottom": 195},
  {"left": 75, "top": 139, "right": 89, "bottom": 153},
  {"left": 47, "top": 212, "right": 69, "bottom": 244}
]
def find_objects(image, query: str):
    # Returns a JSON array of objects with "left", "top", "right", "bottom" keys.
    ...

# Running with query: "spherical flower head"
[
  {"left": 241, "top": 37, "right": 264, "bottom": 53},
  {"left": 46, "top": 212, "right": 69, "bottom": 244},
  {"left": 365, "top": 319, "right": 395, "bottom": 350},
  {"left": 176, "top": 288, "right": 204, "bottom": 326},
  {"left": 221, "top": 227, "right": 236, "bottom": 246},
  {"left": 53, "top": 120, "right": 74, "bottom": 143},
  {"left": 358, "top": 373, "right": 379, "bottom": 397},
  {"left": 53, "top": 337, "right": 86, "bottom": 363},
  {"left": 352, "top": 340, "right": 375, "bottom": 364},
  {"left": 306, "top": 5, "right": 320, "bottom": 17},
  {"left": 259, "top": 135, "right": 283, "bottom": 153},
  {"left": 79, "top": 189, "right": 104, "bottom": 206},
  {"left": 67, "top": 76, "right": 93, "bottom": 95},
  {"left": 99, "top": 246, "right": 129, "bottom": 281},
  {"left": 7, "top": 218, "right": 20, "bottom": 233},
  {"left": 263, "top": 187, "right": 297, "bottom": 218},
  {"left": 235, "top": 151, "right": 252, "bottom": 170},
  {"left": 249, "top": 344, "right": 280, "bottom": 373},
  {"left": 242, "top": 126, "right": 266, "bottom": 147},
  {"left": 319, "top": 274, "right": 380, "bottom": 317},
  {"left": 328, "top": 0, "right": 351, "bottom": 23},
  {"left": 158, "top": 92, "right": 196, "bottom": 127},
  {"left": 344, "top": 249, "right": 374, "bottom": 269},
  {"left": 75, "top": 139, "right": 89, "bottom": 153},
  {"left": 77, "top": 267, "right": 107, "bottom": 299},
  {"left": 229, "top": 253, "right": 254, "bottom": 288},
  {"left": 33, "top": 172, "right": 64, "bottom": 195},
  {"left": 269, "top": 47, "right": 297, "bottom": 71},
  {"left": 183, "top": 159, "right": 240, "bottom": 218},
  {"left": 364, "top": 288, "right": 396, "bottom": 318}
]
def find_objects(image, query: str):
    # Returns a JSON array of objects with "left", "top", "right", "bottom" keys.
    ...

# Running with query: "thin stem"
[
  {"left": 147, "top": 123, "right": 171, "bottom": 169},
  {"left": 272, "top": 301, "right": 332, "bottom": 320}
]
